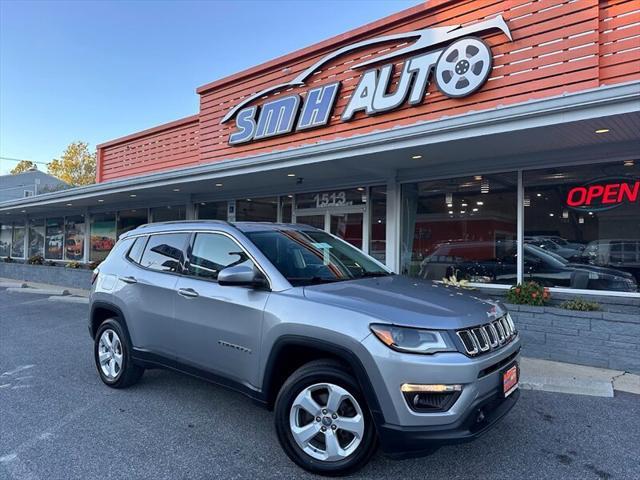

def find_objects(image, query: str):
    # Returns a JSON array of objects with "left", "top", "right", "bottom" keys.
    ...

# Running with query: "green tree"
[
  {"left": 48, "top": 141, "right": 96, "bottom": 186},
  {"left": 10, "top": 160, "right": 37, "bottom": 174}
]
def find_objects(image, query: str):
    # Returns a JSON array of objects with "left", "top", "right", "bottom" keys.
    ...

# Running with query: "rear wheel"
[
  {"left": 274, "top": 360, "right": 377, "bottom": 476},
  {"left": 94, "top": 318, "right": 143, "bottom": 388}
]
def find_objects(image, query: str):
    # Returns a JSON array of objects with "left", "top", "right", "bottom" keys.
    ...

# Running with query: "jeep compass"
[{"left": 89, "top": 221, "right": 520, "bottom": 475}]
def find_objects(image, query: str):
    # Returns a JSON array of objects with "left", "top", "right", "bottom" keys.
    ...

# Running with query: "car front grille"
[{"left": 456, "top": 315, "right": 517, "bottom": 356}]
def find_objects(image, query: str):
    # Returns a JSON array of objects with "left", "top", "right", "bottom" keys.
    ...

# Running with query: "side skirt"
[{"left": 131, "top": 348, "right": 268, "bottom": 407}]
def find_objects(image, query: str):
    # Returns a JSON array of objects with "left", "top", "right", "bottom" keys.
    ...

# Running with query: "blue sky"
[{"left": 0, "top": 0, "right": 421, "bottom": 174}]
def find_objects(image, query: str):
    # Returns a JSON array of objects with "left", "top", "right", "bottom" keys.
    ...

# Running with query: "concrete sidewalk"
[
  {"left": 519, "top": 357, "right": 639, "bottom": 397},
  {"left": 0, "top": 276, "right": 89, "bottom": 298}
]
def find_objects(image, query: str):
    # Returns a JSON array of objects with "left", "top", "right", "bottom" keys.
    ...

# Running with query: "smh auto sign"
[{"left": 222, "top": 15, "right": 512, "bottom": 145}]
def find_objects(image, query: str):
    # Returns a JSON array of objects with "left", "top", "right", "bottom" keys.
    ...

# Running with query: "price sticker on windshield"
[{"left": 312, "top": 242, "right": 333, "bottom": 265}]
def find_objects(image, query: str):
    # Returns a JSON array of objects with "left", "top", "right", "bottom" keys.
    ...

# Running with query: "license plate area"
[{"left": 502, "top": 362, "right": 519, "bottom": 398}]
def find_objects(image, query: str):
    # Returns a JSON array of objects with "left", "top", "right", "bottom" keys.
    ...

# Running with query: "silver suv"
[{"left": 89, "top": 221, "right": 521, "bottom": 475}]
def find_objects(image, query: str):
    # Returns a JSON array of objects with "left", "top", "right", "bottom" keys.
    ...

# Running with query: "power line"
[{"left": 0, "top": 156, "right": 49, "bottom": 166}]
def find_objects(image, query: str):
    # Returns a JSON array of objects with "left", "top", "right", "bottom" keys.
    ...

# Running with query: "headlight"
[{"left": 370, "top": 324, "right": 455, "bottom": 354}]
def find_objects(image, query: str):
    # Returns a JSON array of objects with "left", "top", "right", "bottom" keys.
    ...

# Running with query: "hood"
[
  {"left": 566, "top": 263, "right": 635, "bottom": 280},
  {"left": 303, "top": 275, "right": 504, "bottom": 330}
]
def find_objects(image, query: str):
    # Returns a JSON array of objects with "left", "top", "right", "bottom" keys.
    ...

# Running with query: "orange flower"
[
  {"left": 515, "top": 288, "right": 521, "bottom": 294},
  {"left": 531, "top": 292, "right": 538, "bottom": 298}
]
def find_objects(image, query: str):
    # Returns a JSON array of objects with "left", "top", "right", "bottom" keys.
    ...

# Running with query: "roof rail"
[{"left": 134, "top": 219, "right": 233, "bottom": 230}]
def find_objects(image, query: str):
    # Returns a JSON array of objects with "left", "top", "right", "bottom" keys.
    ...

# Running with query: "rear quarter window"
[{"left": 126, "top": 236, "right": 147, "bottom": 264}]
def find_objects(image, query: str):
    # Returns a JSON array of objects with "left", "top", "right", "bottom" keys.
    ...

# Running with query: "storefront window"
[
  {"left": 90, "top": 213, "right": 116, "bottom": 262},
  {"left": 64, "top": 215, "right": 85, "bottom": 261},
  {"left": 117, "top": 209, "right": 148, "bottom": 237},
  {"left": 369, "top": 186, "right": 386, "bottom": 263},
  {"left": 11, "top": 222, "right": 25, "bottom": 258},
  {"left": 0, "top": 223, "right": 10, "bottom": 257},
  {"left": 28, "top": 219, "right": 45, "bottom": 258},
  {"left": 524, "top": 161, "right": 639, "bottom": 292},
  {"left": 235, "top": 197, "right": 278, "bottom": 222},
  {"left": 198, "top": 201, "right": 227, "bottom": 220},
  {"left": 401, "top": 172, "right": 518, "bottom": 284},
  {"left": 45, "top": 217, "right": 64, "bottom": 260},
  {"left": 151, "top": 205, "right": 186, "bottom": 223}
]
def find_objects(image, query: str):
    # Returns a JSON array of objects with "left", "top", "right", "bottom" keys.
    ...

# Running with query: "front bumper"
[
  {"left": 360, "top": 332, "right": 521, "bottom": 456},
  {"left": 377, "top": 387, "right": 520, "bottom": 458}
]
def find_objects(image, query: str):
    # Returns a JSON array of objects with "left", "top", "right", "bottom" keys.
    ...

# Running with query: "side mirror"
[{"left": 218, "top": 264, "right": 268, "bottom": 289}]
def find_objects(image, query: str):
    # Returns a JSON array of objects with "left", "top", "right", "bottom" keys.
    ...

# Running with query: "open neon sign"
[{"left": 566, "top": 180, "right": 639, "bottom": 210}]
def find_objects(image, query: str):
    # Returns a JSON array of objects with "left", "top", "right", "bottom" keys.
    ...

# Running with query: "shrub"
[
  {"left": 560, "top": 297, "right": 600, "bottom": 311},
  {"left": 28, "top": 254, "right": 44, "bottom": 265},
  {"left": 505, "top": 281, "right": 550, "bottom": 306},
  {"left": 3, "top": 256, "right": 13, "bottom": 263},
  {"left": 65, "top": 261, "right": 81, "bottom": 269}
]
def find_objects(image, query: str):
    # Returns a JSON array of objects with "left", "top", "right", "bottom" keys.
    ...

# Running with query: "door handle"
[
  {"left": 121, "top": 276, "right": 137, "bottom": 284},
  {"left": 177, "top": 288, "right": 199, "bottom": 298}
]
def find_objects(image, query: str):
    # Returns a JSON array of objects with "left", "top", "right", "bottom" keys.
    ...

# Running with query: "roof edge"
[{"left": 96, "top": 114, "right": 199, "bottom": 150}]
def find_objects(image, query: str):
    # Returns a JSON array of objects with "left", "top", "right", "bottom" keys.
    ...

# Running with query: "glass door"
[
  {"left": 330, "top": 212, "right": 363, "bottom": 249},
  {"left": 295, "top": 214, "right": 325, "bottom": 230}
]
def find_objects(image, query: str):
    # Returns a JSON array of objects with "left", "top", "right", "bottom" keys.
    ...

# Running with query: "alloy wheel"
[
  {"left": 98, "top": 328, "right": 123, "bottom": 380},
  {"left": 289, "top": 383, "right": 365, "bottom": 462}
]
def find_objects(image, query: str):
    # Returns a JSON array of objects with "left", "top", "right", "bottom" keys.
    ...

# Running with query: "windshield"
[{"left": 245, "top": 229, "right": 391, "bottom": 286}]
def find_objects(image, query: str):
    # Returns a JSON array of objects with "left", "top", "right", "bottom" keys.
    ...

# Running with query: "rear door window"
[{"left": 140, "top": 233, "right": 189, "bottom": 273}]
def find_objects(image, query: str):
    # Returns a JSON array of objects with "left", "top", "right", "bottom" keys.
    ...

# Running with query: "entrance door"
[
  {"left": 294, "top": 207, "right": 365, "bottom": 250},
  {"left": 330, "top": 212, "right": 363, "bottom": 249}
]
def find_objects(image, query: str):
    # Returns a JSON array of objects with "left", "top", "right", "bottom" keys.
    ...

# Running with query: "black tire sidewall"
[
  {"left": 94, "top": 318, "right": 135, "bottom": 388},
  {"left": 274, "top": 362, "right": 377, "bottom": 476}
]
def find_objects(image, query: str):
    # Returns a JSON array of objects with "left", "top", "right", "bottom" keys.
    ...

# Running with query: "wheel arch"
[
  {"left": 89, "top": 301, "right": 132, "bottom": 344},
  {"left": 261, "top": 335, "right": 385, "bottom": 427}
]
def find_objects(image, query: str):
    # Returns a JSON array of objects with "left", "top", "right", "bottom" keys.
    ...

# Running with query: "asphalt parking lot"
[{"left": 1, "top": 288, "right": 639, "bottom": 480}]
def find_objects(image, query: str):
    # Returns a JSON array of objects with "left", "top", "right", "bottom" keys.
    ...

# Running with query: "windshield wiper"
[{"left": 359, "top": 271, "right": 393, "bottom": 278}]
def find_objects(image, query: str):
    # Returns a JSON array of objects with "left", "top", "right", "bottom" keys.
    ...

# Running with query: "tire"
[
  {"left": 94, "top": 318, "right": 143, "bottom": 388},
  {"left": 435, "top": 36, "right": 493, "bottom": 98},
  {"left": 274, "top": 360, "right": 377, "bottom": 476}
]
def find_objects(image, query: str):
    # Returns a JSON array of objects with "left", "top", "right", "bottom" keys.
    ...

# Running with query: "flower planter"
[
  {"left": 0, "top": 262, "right": 92, "bottom": 290},
  {"left": 506, "top": 303, "right": 640, "bottom": 373}
]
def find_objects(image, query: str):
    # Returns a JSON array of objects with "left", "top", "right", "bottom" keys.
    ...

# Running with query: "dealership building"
[{"left": 1, "top": 0, "right": 639, "bottom": 303}]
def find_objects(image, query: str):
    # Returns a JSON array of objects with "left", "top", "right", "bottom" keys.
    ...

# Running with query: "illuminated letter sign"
[
  {"left": 566, "top": 180, "right": 639, "bottom": 211},
  {"left": 223, "top": 15, "right": 512, "bottom": 145}
]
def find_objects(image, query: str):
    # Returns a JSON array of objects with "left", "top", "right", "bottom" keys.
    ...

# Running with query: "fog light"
[
  {"left": 401, "top": 384, "right": 462, "bottom": 393},
  {"left": 401, "top": 384, "right": 462, "bottom": 412}
]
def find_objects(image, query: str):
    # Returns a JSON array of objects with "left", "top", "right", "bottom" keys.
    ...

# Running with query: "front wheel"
[{"left": 274, "top": 360, "right": 377, "bottom": 476}]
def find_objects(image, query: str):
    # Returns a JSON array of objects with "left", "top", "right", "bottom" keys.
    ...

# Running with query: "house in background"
[{"left": 0, "top": 168, "right": 69, "bottom": 202}]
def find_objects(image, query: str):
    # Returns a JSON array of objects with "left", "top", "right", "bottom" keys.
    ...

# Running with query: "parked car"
[
  {"left": 420, "top": 240, "right": 637, "bottom": 292},
  {"left": 89, "top": 221, "right": 521, "bottom": 476},
  {"left": 524, "top": 236, "right": 584, "bottom": 260}
]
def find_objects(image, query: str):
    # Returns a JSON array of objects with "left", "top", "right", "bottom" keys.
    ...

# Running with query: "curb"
[
  {"left": 47, "top": 296, "right": 89, "bottom": 304},
  {"left": 519, "top": 377, "right": 614, "bottom": 398},
  {"left": 0, "top": 282, "right": 27, "bottom": 288},
  {"left": 6, "top": 287, "right": 70, "bottom": 296}
]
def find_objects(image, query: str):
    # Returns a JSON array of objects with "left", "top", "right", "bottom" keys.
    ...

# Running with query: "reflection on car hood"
[
  {"left": 567, "top": 263, "right": 635, "bottom": 279},
  {"left": 303, "top": 275, "right": 505, "bottom": 330}
]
